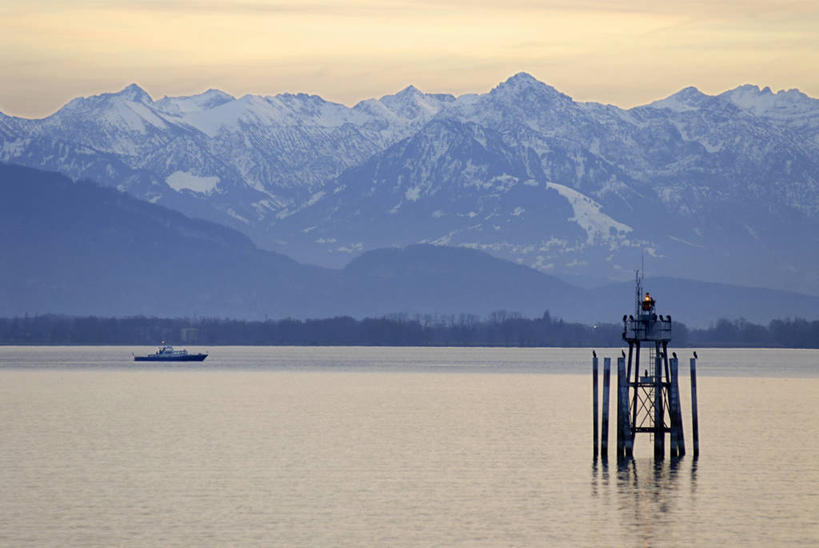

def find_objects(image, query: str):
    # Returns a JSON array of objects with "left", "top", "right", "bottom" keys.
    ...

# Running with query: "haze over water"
[{"left": 1, "top": 347, "right": 818, "bottom": 546}]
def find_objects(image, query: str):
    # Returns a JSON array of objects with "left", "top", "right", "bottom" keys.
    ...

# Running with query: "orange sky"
[{"left": 1, "top": 0, "right": 817, "bottom": 117}]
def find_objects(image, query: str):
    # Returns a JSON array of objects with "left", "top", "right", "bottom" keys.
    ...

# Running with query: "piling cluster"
[{"left": 592, "top": 352, "right": 699, "bottom": 460}]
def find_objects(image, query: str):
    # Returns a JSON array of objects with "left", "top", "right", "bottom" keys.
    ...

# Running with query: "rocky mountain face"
[{"left": 1, "top": 74, "right": 817, "bottom": 294}]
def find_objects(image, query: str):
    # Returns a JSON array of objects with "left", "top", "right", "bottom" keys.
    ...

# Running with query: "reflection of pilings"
[
  {"left": 601, "top": 357, "right": 611, "bottom": 458},
  {"left": 690, "top": 356, "right": 700, "bottom": 458},
  {"left": 593, "top": 355, "right": 599, "bottom": 458}
]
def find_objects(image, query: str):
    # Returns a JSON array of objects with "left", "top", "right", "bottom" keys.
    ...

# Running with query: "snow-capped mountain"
[
  {"left": 275, "top": 74, "right": 819, "bottom": 293},
  {"left": 0, "top": 82, "right": 450, "bottom": 229},
  {"left": 719, "top": 84, "right": 819, "bottom": 148},
  {"left": 1, "top": 74, "right": 817, "bottom": 294}
]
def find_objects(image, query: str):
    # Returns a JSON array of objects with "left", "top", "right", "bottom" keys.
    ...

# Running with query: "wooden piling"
[
  {"left": 631, "top": 342, "right": 640, "bottom": 443},
  {"left": 616, "top": 356, "right": 623, "bottom": 458},
  {"left": 669, "top": 357, "right": 683, "bottom": 457},
  {"left": 601, "top": 358, "right": 611, "bottom": 457},
  {"left": 616, "top": 357, "right": 632, "bottom": 459},
  {"left": 593, "top": 355, "right": 599, "bottom": 458},
  {"left": 690, "top": 356, "right": 700, "bottom": 458},
  {"left": 619, "top": 356, "right": 633, "bottom": 457},
  {"left": 654, "top": 347, "right": 664, "bottom": 459}
]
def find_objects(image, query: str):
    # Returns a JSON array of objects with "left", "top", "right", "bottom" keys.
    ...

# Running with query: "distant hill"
[
  {"left": 0, "top": 163, "right": 336, "bottom": 318},
  {"left": 585, "top": 277, "right": 819, "bottom": 327},
  {"left": 336, "top": 244, "right": 582, "bottom": 318},
  {"left": 2, "top": 163, "right": 818, "bottom": 326}
]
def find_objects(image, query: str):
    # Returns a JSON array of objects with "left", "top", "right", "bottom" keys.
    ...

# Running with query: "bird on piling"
[
  {"left": 593, "top": 350, "right": 597, "bottom": 358},
  {"left": 672, "top": 352, "right": 677, "bottom": 359},
  {"left": 693, "top": 351, "right": 698, "bottom": 359},
  {"left": 621, "top": 350, "right": 626, "bottom": 358}
]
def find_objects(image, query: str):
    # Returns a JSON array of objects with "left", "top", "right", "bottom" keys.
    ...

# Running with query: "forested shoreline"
[{"left": 0, "top": 313, "right": 817, "bottom": 348}]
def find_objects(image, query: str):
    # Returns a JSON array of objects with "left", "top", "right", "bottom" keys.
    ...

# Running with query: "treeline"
[
  {"left": 0, "top": 311, "right": 619, "bottom": 347},
  {"left": 689, "top": 317, "right": 819, "bottom": 348},
  {"left": 0, "top": 313, "right": 816, "bottom": 347}
]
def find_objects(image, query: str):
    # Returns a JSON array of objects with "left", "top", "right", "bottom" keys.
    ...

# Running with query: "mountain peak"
[
  {"left": 649, "top": 86, "right": 711, "bottom": 112},
  {"left": 155, "top": 88, "right": 235, "bottom": 116},
  {"left": 723, "top": 83, "right": 811, "bottom": 101},
  {"left": 201, "top": 88, "right": 234, "bottom": 100},
  {"left": 375, "top": 84, "right": 448, "bottom": 120},
  {"left": 675, "top": 86, "right": 708, "bottom": 99},
  {"left": 504, "top": 72, "right": 539, "bottom": 85},
  {"left": 396, "top": 84, "right": 422, "bottom": 96},
  {"left": 719, "top": 83, "right": 816, "bottom": 116},
  {"left": 116, "top": 83, "right": 152, "bottom": 103},
  {"left": 491, "top": 72, "right": 567, "bottom": 101}
]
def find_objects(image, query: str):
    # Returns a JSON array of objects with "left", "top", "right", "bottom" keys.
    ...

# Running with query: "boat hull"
[{"left": 134, "top": 354, "right": 208, "bottom": 362}]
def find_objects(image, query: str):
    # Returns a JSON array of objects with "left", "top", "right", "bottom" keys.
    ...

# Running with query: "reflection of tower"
[{"left": 619, "top": 271, "right": 686, "bottom": 459}]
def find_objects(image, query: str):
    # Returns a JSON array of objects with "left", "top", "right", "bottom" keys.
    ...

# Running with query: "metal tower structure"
[
  {"left": 592, "top": 272, "right": 700, "bottom": 461},
  {"left": 618, "top": 270, "right": 686, "bottom": 459}
]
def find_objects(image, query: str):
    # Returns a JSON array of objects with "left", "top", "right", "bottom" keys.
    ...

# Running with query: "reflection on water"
[
  {"left": 0, "top": 347, "right": 817, "bottom": 547},
  {"left": 593, "top": 457, "right": 700, "bottom": 546},
  {"left": 593, "top": 456, "right": 695, "bottom": 505}
]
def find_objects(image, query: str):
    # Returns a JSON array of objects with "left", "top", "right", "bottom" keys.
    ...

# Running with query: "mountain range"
[
  {"left": 1, "top": 73, "right": 817, "bottom": 296},
  {"left": 2, "top": 163, "right": 817, "bottom": 327}
]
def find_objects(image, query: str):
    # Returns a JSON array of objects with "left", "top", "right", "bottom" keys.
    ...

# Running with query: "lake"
[{"left": 1, "top": 346, "right": 817, "bottom": 546}]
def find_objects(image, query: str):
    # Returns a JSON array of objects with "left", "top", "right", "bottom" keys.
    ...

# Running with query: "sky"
[{"left": 1, "top": 0, "right": 817, "bottom": 118}]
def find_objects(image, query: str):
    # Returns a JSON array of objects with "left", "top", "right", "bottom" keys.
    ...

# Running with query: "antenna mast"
[{"left": 634, "top": 269, "right": 642, "bottom": 316}]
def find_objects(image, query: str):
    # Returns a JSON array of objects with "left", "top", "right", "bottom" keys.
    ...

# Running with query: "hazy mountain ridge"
[
  {"left": 2, "top": 163, "right": 817, "bottom": 327},
  {"left": 1, "top": 74, "right": 817, "bottom": 293}
]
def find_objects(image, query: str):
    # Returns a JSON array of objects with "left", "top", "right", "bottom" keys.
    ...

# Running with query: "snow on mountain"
[
  {"left": 719, "top": 84, "right": 819, "bottom": 149},
  {"left": 720, "top": 84, "right": 817, "bottom": 118},
  {"left": 374, "top": 85, "right": 455, "bottom": 121},
  {"left": 271, "top": 74, "right": 818, "bottom": 292},
  {"left": 0, "top": 82, "right": 454, "bottom": 235},
  {"left": 545, "top": 182, "right": 632, "bottom": 245},
  {"left": 1, "top": 75, "right": 818, "bottom": 294},
  {"left": 155, "top": 89, "right": 235, "bottom": 116},
  {"left": 648, "top": 86, "right": 716, "bottom": 112},
  {"left": 165, "top": 171, "right": 220, "bottom": 195}
]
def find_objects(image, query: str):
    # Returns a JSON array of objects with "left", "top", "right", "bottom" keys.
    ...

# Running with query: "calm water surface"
[{"left": 1, "top": 347, "right": 817, "bottom": 546}]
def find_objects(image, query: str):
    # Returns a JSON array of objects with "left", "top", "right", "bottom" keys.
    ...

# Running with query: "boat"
[{"left": 134, "top": 342, "right": 207, "bottom": 362}]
